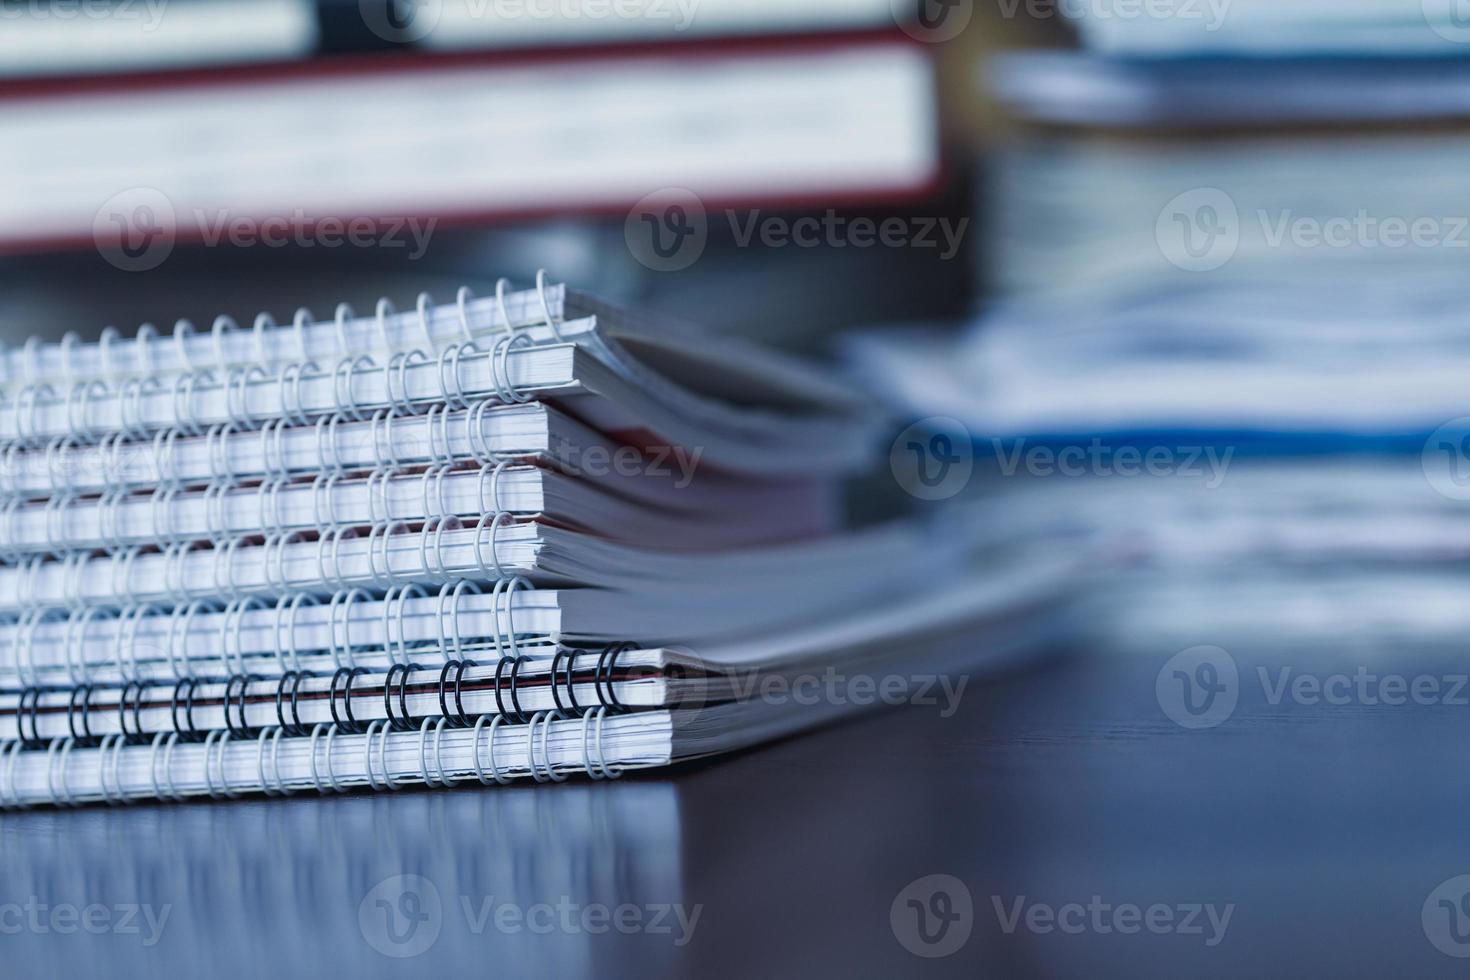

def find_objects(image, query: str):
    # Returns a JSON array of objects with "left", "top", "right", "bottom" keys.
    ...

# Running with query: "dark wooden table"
[{"left": 6, "top": 639, "right": 1467, "bottom": 978}]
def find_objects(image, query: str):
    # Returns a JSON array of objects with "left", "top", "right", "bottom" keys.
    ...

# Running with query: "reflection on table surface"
[{"left": 5, "top": 637, "right": 1469, "bottom": 979}]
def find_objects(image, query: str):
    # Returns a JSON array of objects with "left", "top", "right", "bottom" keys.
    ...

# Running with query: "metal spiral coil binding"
[
  {"left": 1, "top": 272, "right": 562, "bottom": 394},
  {"left": 331, "top": 303, "right": 355, "bottom": 357},
  {"left": 171, "top": 677, "right": 204, "bottom": 741},
  {"left": 333, "top": 354, "right": 378, "bottom": 423},
  {"left": 550, "top": 647, "right": 582, "bottom": 718},
  {"left": 425, "top": 402, "right": 455, "bottom": 466},
  {"left": 274, "top": 670, "right": 314, "bottom": 737},
  {"left": 200, "top": 478, "right": 232, "bottom": 546},
  {"left": 419, "top": 715, "right": 452, "bottom": 788},
  {"left": 368, "top": 407, "right": 403, "bottom": 470},
  {"left": 107, "top": 546, "right": 145, "bottom": 608},
  {"left": 329, "top": 666, "right": 369, "bottom": 734},
  {"left": 225, "top": 366, "right": 269, "bottom": 432},
  {"left": 97, "top": 486, "right": 128, "bottom": 553},
  {"left": 273, "top": 592, "right": 319, "bottom": 675},
  {"left": 383, "top": 661, "right": 422, "bottom": 732},
  {"left": 67, "top": 683, "right": 99, "bottom": 745},
  {"left": 307, "top": 722, "right": 345, "bottom": 794},
  {"left": 256, "top": 474, "right": 292, "bottom": 538},
  {"left": 0, "top": 738, "right": 22, "bottom": 807},
  {"left": 583, "top": 707, "right": 620, "bottom": 780},
  {"left": 314, "top": 525, "right": 360, "bottom": 592},
  {"left": 13, "top": 384, "right": 56, "bottom": 447},
  {"left": 146, "top": 732, "right": 177, "bottom": 802},
  {"left": 117, "top": 679, "right": 147, "bottom": 744},
  {"left": 493, "top": 653, "right": 529, "bottom": 724},
  {"left": 0, "top": 496, "right": 23, "bottom": 563},
  {"left": 472, "top": 711, "right": 510, "bottom": 785},
  {"left": 327, "top": 587, "right": 372, "bottom": 671},
  {"left": 119, "top": 602, "right": 162, "bottom": 683},
  {"left": 595, "top": 642, "right": 637, "bottom": 713},
  {"left": 364, "top": 520, "right": 411, "bottom": 590},
  {"left": 258, "top": 416, "right": 291, "bottom": 479},
  {"left": 535, "top": 269, "right": 565, "bottom": 342},
  {"left": 530, "top": 710, "right": 567, "bottom": 783},
  {"left": 220, "top": 597, "right": 267, "bottom": 676},
  {"left": 65, "top": 380, "right": 109, "bottom": 444},
  {"left": 97, "top": 731, "right": 128, "bottom": 804},
  {"left": 150, "top": 427, "right": 183, "bottom": 486},
  {"left": 383, "top": 583, "right": 427, "bottom": 666},
  {"left": 491, "top": 574, "right": 531, "bottom": 662},
  {"left": 203, "top": 728, "right": 238, "bottom": 799},
  {"left": 172, "top": 319, "right": 199, "bottom": 373},
  {"left": 364, "top": 464, "right": 398, "bottom": 525},
  {"left": 44, "top": 435, "right": 76, "bottom": 497},
  {"left": 204, "top": 422, "right": 239, "bottom": 486},
  {"left": 437, "top": 343, "right": 473, "bottom": 412},
  {"left": 17, "top": 685, "right": 46, "bottom": 747},
  {"left": 491, "top": 332, "right": 534, "bottom": 405},
  {"left": 171, "top": 369, "right": 218, "bottom": 438},
  {"left": 437, "top": 578, "right": 482, "bottom": 665},
  {"left": 15, "top": 606, "right": 63, "bottom": 688},
  {"left": 41, "top": 491, "right": 74, "bottom": 557},
  {"left": 224, "top": 673, "right": 261, "bottom": 739},
  {"left": 166, "top": 600, "right": 216, "bottom": 681},
  {"left": 416, "top": 462, "right": 452, "bottom": 522},
  {"left": 257, "top": 726, "right": 290, "bottom": 797},
  {"left": 47, "top": 735, "right": 78, "bottom": 806},
  {"left": 363, "top": 718, "right": 397, "bottom": 791},
  {"left": 384, "top": 349, "right": 429, "bottom": 418},
  {"left": 62, "top": 604, "right": 108, "bottom": 687},
  {"left": 470, "top": 511, "right": 516, "bottom": 582},
  {"left": 280, "top": 361, "right": 324, "bottom": 430},
  {"left": 60, "top": 551, "right": 90, "bottom": 608},
  {"left": 436, "top": 659, "right": 477, "bottom": 728},
  {"left": 2, "top": 442, "right": 24, "bottom": 498},
  {"left": 314, "top": 411, "right": 350, "bottom": 476}
]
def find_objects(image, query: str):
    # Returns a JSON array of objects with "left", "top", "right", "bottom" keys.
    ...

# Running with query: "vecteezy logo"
[
  {"left": 893, "top": 0, "right": 973, "bottom": 43},
  {"left": 93, "top": 187, "right": 176, "bottom": 272},
  {"left": 359, "top": 874, "right": 443, "bottom": 958},
  {"left": 890, "top": 417, "right": 974, "bottom": 501},
  {"left": 1424, "top": 0, "right": 1470, "bottom": 44},
  {"left": 1156, "top": 188, "right": 1240, "bottom": 273},
  {"left": 1424, "top": 875, "right": 1470, "bottom": 957},
  {"left": 1422, "top": 418, "right": 1470, "bottom": 501},
  {"left": 624, "top": 188, "right": 708, "bottom": 272},
  {"left": 359, "top": 0, "right": 441, "bottom": 42},
  {"left": 891, "top": 874, "right": 973, "bottom": 958},
  {"left": 1156, "top": 646, "right": 1239, "bottom": 730}
]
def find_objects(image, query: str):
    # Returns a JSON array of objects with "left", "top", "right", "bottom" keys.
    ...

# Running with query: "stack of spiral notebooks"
[{"left": 0, "top": 274, "right": 1069, "bottom": 808}]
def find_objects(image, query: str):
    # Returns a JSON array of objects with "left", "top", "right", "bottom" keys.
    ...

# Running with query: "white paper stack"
[{"left": 0, "top": 273, "right": 1070, "bottom": 807}]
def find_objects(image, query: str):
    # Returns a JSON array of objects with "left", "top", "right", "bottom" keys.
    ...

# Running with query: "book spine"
[
  {"left": 0, "top": 702, "right": 630, "bottom": 808},
  {"left": 0, "top": 459, "right": 528, "bottom": 556},
  {"left": 0, "top": 277, "right": 563, "bottom": 391},
  {"left": 0, "top": 276, "right": 566, "bottom": 445},
  {"left": 0, "top": 582, "right": 550, "bottom": 688},
  {"left": 0, "top": 399, "right": 532, "bottom": 498},
  {"left": 0, "top": 515, "right": 537, "bottom": 612},
  {"left": 0, "top": 643, "right": 640, "bottom": 747}
]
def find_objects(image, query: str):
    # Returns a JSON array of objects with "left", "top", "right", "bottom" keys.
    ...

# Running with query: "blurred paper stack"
[{"left": 854, "top": 0, "right": 1470, "bottom": 652}]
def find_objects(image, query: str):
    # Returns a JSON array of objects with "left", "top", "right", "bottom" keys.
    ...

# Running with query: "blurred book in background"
[
  {"left": 1056, "top": 0, "right": 1470, "bottom": 56},
  {"left": 0, "top": 1, "right": 978, "bottom": 353},
  {"left": 0, "top": 0, "right": 319, "bottom": 78},
  {"left": 4, "top": 36, "right": 938, "bottom": 252}
]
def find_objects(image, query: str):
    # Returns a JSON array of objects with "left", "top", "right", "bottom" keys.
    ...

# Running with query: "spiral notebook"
[
  {"left": 0, "top": 559, "right": 1070, "bottom": 807},
  {"left": 0, "top": 274, "right": 1067, "bottom": 808}
]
